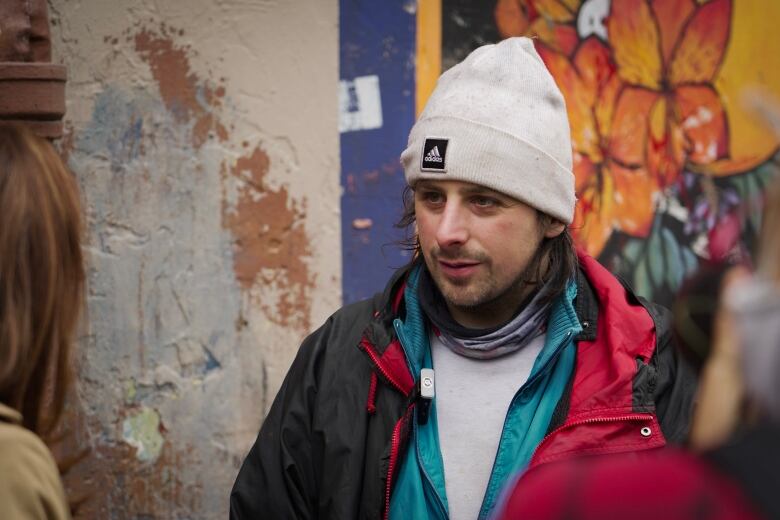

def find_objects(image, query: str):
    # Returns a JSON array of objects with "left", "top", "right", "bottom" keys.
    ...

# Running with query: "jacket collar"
[
  {"left": 574, "top": 266, "right": 598, "bottom": 341},
  {"left": 380, "top": 257, "right": 599, "bottom": 331},
  {"left": 377, "top": 259, "right": 421, "bottom": 319}
]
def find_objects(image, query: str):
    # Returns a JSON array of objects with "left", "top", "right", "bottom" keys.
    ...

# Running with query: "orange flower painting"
[
  {"left": 430, "top": 0, "right": 780, "bottom": 303},
  {"left": 495, "top": 0, "right": 734, "bottom": 257},
  {"left": 495, "top": 0, "right": 581, "bottom": 55},
  {"left": 606, "top": 0, "right": 731, "bottom": 188},
  {"left": 538, "top": 37, "right": 660, "bottom": 256}
]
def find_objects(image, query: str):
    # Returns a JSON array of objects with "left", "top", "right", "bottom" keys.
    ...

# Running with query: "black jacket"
[{"left": 230, "top": 260, "right": 696, "bottom": 519}]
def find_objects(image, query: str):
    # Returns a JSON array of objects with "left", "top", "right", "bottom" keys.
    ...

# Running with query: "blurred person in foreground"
[
  {"left": 231, "top": 37, "right": 696, "bottom": 519},
  {"left": 0, "top": 125, "right": 84, "bottom": 519},
  {"left": 688, "top": 177, "right": 780, "bottom": 519},
  {"left": 495, "top": 180, "right": 780, "bottom": 520}
]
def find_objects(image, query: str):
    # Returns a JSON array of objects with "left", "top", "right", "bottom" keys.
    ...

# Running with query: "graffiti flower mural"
[
  {"left": 533, "top": 0, "right": 734, "bottom": 257},
  {"left": 495, "top": 0, "right": 580, "bottom": 55},
  {"left": 495, "top": 0, "right": 612, "bottom": 55},
  {"left": 496, "top": 0, "right": 741, "bottom": 260},
  {"left": 607, "top": 0, "right": 731, "bottom": 187},
  {"left": 434, "top": 0, "right": 780, "bottom": 305},
  {"left": 538, "top": 37, "right": 660, "bottom": 256}
]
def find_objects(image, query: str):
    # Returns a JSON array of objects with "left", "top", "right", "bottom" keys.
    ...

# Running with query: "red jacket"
[
  {"left": 372, "top": 253, "right": 695, "bottom": 517},
  {"left": 529, "top": 253, "right": 669, "bottom": 467},
  {"left": 231, "top": 254, "right": 696, "bottom": 519},
  {"left": 496, "top": 449, "right": 763, "bottom": 520}
]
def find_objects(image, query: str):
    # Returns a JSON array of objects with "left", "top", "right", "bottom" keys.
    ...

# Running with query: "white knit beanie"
[{"left": 402, "top": 37, "right": 575, "bottom": 224}]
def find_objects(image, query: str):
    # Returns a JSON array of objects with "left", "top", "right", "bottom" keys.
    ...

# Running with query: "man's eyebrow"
[
  {"left": 459, "top": 185, "right": 504, "bottom": 198},
  {"left": 415, "top": 180, "right": 439, "bottom": 190}
]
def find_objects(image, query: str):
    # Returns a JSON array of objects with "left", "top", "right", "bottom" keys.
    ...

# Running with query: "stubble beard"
[
  {"left": 425, "top": 247, "right": 532, "bottom": 313},
  {"left": 442, "top": 267, "right": 530, "bottom": 315}
]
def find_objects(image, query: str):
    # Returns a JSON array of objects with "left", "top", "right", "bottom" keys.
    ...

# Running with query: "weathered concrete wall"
[{"left": 48, "top": 1, "right": 340, "bottom": 517}]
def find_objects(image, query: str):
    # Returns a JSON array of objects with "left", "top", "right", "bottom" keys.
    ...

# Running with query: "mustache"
[{"left": 431, "top": 246, "right": 488, "bottom": 263}]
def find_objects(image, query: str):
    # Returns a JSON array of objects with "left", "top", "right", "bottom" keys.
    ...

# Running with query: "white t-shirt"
[{"left": 430, "top": 331, "right": 546, "bottom": 520}]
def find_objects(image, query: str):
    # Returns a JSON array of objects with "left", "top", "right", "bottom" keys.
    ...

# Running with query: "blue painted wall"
[{"left": 339, "top": 1, "right": 416, "bottom": 303}]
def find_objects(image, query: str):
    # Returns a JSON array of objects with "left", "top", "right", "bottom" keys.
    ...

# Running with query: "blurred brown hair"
[{"left": 0, "top": 124, "right": 84, "bottom": 436}]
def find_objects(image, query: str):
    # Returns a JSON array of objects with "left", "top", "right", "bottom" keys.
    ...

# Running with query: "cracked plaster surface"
[{"left": 47, "top": 0, "right": 340, "bottom": 517}]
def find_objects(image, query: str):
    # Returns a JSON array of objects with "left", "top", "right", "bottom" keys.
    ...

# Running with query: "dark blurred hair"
[
  {"left": 396, "top": 185, "right": 577, "bottom": 304},
  {"left": 0, "top": 125, "right": 85, "bottom": 436},
  {"left": 673, "top": 180, "right": 780, "bottom": 371},
  {"left": 671, "top": 262, "right": 731, "bottom": 371}
]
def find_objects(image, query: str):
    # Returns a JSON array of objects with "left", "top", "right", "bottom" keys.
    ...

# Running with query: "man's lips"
[
  {"left": 439, "top": 259, "right": 480, "bottom": 268},
  {"left": 438, "top": 259, "right": 481, "bottom": 278}
]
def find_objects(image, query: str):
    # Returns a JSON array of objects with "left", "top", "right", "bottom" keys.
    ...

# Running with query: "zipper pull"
[{"left": 417, "top": 368, "right": 434, "bottom": 424}]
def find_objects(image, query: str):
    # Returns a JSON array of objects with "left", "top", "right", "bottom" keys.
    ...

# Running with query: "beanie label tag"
[{"left": 421, "top": 138, "right": 448, "bottom": 172}]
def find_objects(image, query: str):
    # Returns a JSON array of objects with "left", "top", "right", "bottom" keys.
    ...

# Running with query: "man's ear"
[{"left": 544, "top": 220, "right": 565, "bottom": 238}]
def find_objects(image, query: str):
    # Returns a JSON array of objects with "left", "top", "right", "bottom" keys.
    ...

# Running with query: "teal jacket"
[
  {"left": 230, "top": 254, "right": 696, "bottom": 519},
  {"left": 388, "top": 265, "right": 581, "bottom": 520}
]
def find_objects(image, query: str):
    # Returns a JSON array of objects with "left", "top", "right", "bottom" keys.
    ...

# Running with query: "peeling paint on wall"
[
  {"left": 48, "top": 1, "right": 340, "bottom": 517},
  {"left": 51, "top": 396, "right": 202, "bottom": 518},
  {"left": 123, "top": 406, "right": 165, "bottom": 463},
  {"left": 78, "top": 87, "right": 146, "bottom": 171},
  {"left": 133, "top": 26, "right": 228, "bottom": 149},
  {"left": 222, "top": 146, "right": 314, "bottom": 331}
]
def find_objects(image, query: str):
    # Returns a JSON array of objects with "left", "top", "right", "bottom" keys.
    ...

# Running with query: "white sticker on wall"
[{"left": 339, "top": 75, "right": 383, "bottom": 133}]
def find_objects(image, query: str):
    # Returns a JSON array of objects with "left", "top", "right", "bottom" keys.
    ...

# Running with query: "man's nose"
[{"left": 435, "top": 202, "right": 468, "bottom": 247}]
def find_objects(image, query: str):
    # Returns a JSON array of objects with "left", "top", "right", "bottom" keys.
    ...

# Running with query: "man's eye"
[
  {"left": 473, "top": 196, "right": 498, "bottom": 208},
  {"left": 421, "top": 191, "right": 444, "bottom": 204}
]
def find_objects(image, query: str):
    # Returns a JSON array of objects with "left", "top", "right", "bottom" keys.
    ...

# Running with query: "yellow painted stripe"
[{"left": 416, "top": 0, "right": 442, "bottom": 117}]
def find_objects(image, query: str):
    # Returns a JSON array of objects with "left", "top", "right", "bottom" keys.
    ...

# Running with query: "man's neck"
[
  {"left": 446, "top": 283, "right": 535, "bottom": 330},
  {"left": 445, "top": 252, "right": 554, "bottom": 329},
  {"left": 417, "top": 265, "right": 541, "bottom": 336}
]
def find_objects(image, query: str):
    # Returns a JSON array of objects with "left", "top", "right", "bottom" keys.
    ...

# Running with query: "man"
[{"left": 230, "top": 37, "right": 695, "bottom": 520}]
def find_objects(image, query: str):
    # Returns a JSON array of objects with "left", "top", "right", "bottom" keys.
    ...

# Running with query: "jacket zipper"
[
  {"left": 379, "top": 316, "right": 413, "bottom": 520},
  {"left": 392, "top": 319, "right": 416, "bottom": 376},
  {"left": 359, "top": 337, "right": 408, "bottom": 396},
  {"left": 384, "top": 405, "right": 412, "bottom": 520},
  {"left": 394, "top": 318, "right": 447, "bottom": 517},
  {"left": 359, "top": 317, "right": 418, "bottom": 518},
  {"left": 477, "top": 332, "right": 571, "bottom": 520},
  {"left": 415, "top": 413, "right": 449, "bottom": 519},
  {"left": 529, "top": 413, "right": 654, "bottom": 466}
]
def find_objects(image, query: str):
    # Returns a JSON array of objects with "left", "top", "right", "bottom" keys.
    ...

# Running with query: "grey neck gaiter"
[{"left": 421, "top": 270, "right": 555, "bottom": 360}]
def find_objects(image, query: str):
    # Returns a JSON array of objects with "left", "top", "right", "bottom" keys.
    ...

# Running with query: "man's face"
[{"left": 414, "top": 179, "right": 563, "bottom": 327}]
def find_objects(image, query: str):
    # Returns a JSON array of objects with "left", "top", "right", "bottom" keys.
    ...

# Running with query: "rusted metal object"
[{"left": 0, "top": 0, "right": 66, "bottom": 138}]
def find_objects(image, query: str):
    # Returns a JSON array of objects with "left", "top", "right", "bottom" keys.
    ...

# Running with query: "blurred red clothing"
[{"left": 496, "top": 449, "right": 762, "bottom": 520}]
